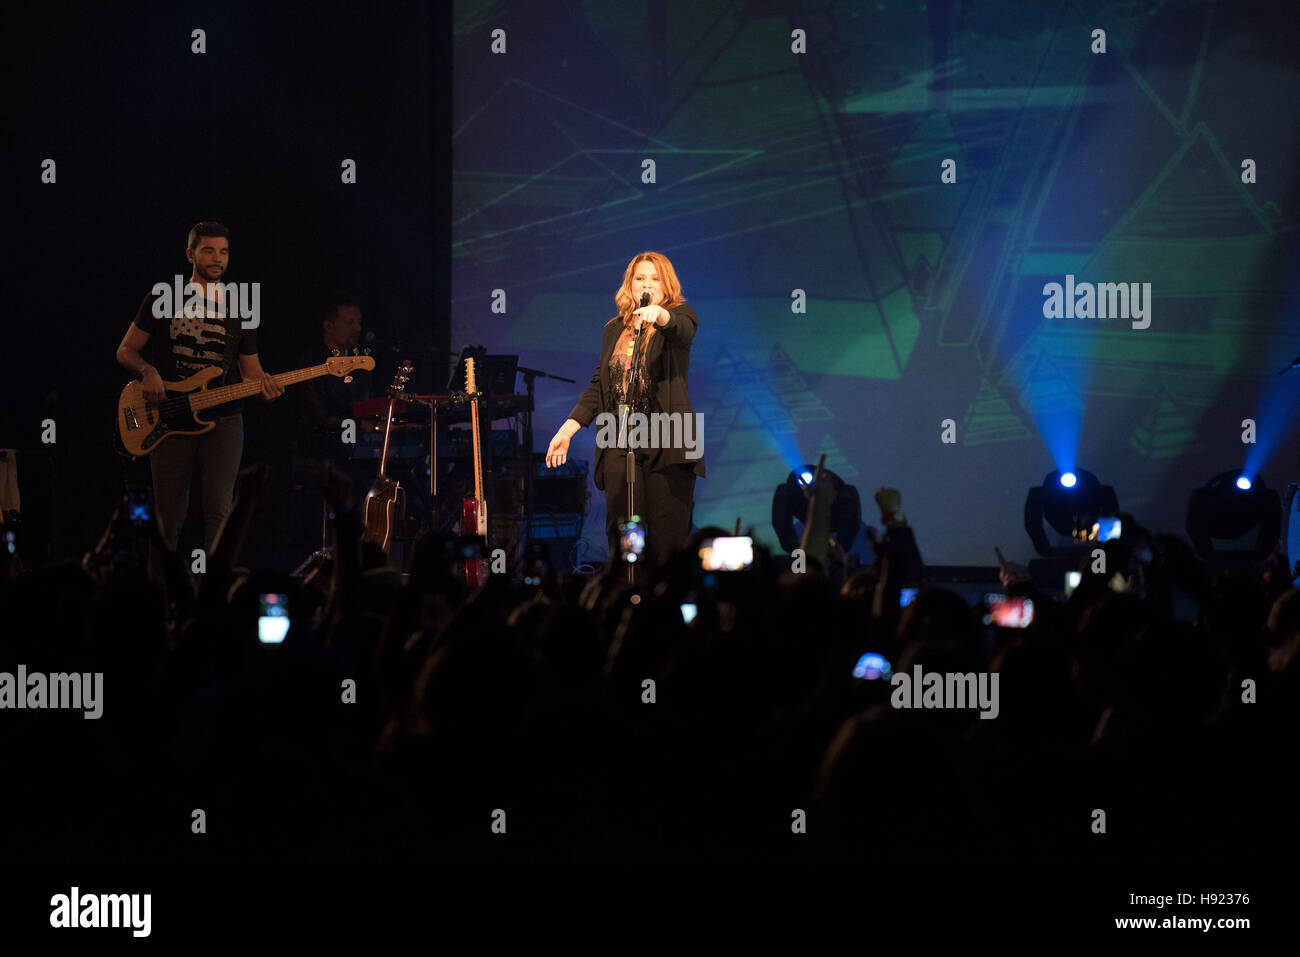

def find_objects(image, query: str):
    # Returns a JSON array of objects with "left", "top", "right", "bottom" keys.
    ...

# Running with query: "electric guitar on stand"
[
  {"left": 362, "top": 361, "right": 414, "bottom": 554},
  {"left": 462, "top": 356, "right": 489, "bottom": 585}
]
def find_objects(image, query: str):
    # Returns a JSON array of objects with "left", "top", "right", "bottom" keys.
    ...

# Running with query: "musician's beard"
[{"left": 328, "top": 331, "right": 360, "bottom": 353}]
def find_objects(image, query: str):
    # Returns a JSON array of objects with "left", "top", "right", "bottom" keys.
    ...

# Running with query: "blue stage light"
[
  {"left": 799, "top": 470, "right": 813, "bottom": 485},
  {"left": 1188, "top": 471, "right": 1279, "bottom": 563},
  {"left": 1024, "top": 468, "right": 1120, "bottom": 557}
]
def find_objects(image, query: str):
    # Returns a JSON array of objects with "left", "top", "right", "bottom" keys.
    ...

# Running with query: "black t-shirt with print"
[{"left": 133, "top": 288, "right": 258, "bottom": 415}]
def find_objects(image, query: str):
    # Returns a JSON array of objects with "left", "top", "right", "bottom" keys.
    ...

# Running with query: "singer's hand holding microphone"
[
  {"left": 632, "top": 289, "right": 668, "bottom": 331},
  {"left": 633, "top": 305, "right": 669, "bottom": 330}
]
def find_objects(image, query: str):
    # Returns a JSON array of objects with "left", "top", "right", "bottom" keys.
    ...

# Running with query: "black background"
[{"left": 1, "top": 1, "right": 450, "bottom": 567}]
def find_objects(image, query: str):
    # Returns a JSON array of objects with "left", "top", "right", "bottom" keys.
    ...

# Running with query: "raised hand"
[
  {"left": 874, "top": 487, "right": 902, "bottom": 513},
  {"left": 994, "top": 546, "right": 1032, "bottom": 588},
  {"left": 874, "top": 487, "right": 906, "bottom": 527},
  {"left": 799, "top": 453, "right": 830, "bottom": 502}
]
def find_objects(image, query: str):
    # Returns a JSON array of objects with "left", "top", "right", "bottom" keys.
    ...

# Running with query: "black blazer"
[{"left": 567, "top": 303, "right": 706, "bottom": 491}]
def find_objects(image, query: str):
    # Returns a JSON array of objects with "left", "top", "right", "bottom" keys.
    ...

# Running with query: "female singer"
[{"left": 545, "top": 251, "right": 705, "bottom": 570}]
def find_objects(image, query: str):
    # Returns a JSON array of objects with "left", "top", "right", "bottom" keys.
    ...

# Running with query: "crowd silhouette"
[{"left": 1, "top": 463, "right": 1296, "bottom": 868}]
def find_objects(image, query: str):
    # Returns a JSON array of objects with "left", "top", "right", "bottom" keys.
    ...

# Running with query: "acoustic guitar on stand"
[
  {"left": 362, "top": 361, "right": 414, "bottom": 554},
  {"left": 462, "top": 356, "right": 489, "bottom": 586},
  {"left": 116, "top": 356, "right": 375, "bottom": 457}
]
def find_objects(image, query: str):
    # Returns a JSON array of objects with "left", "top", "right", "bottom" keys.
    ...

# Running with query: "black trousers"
[{"left": 602, "top": 452, "right": 697, "bottom": 571}]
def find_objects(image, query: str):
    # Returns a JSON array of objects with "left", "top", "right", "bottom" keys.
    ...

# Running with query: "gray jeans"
[{"left": 149, "top": 413, "right": 243, "bottom": 552}]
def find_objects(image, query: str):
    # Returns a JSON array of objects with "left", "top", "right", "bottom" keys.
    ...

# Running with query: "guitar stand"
[
  {"left": 290, "top": 501, "right": 333, "bottom": 581},
  {"left": 396, "top": 390, "right": 475, "bottom": 501}
]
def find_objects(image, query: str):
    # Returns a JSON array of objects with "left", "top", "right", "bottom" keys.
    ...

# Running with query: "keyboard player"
[{"left": 287, "top": 293, "right": 374, "bottom": 537}]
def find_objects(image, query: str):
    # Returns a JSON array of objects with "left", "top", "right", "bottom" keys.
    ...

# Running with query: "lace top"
[{"left": 609, "top": 324, "right": 655, "bottom": 415}]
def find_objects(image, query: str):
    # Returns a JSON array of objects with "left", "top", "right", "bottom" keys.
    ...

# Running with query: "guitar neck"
[
  {"left": 469, "top": 397, "right": 484, "bottom": 504},
  {"left": 189, "top": 364, "right": 331, "bottom": 412},
  {"left": 377, "top": 397, "right": 397, "bottom": 475}
]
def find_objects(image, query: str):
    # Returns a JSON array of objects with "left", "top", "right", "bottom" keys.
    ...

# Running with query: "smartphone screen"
[
  {"left": 1093, "top": 517, "right": 1122, "bottom": 542},
  {"left": 986, "top": 596, "right": 1034, "bottom": 628},
  {"left": 619, "top": 519, "right": 645, "bottom": 564},
  {"left": 900, "top": 587, "right": 919, "bottom": 607},
  {"left": 852, "top": 652, "right": 893, "bottom": 680},
  {"left": 1064, "top": 570, "right": 1081, "bottom": 597},
  {"left": 680, "top": 602, "right": 697, "bottom": 624},
  {"left": 699, "top": 536, "right": 753, "bottom": 572},
  {"left": 523, "top": 543, "right": 550, "bottom": 585},
  {"left": 258, "top": 592, "right": 290, "bottom": 644},
  {"left": 127, "top": 489, "right": 150, "bottom": 527}
]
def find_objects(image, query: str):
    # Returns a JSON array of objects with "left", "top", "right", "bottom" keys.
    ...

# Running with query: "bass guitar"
[{"left": 116, "top": 356, "right": 374, "bottom": 457}]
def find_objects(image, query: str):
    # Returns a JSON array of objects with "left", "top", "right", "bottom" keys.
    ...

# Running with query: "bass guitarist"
[{"left": 114, "top": 221, "right": 284, "bottom": 552}]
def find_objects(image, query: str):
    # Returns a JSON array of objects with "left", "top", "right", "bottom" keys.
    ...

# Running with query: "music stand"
[
  {"left": 447, "top": 349, "right": 517, "bottom": 391},
  {"left": 481, "top": 354, "right": 519, "bottom": 395}
]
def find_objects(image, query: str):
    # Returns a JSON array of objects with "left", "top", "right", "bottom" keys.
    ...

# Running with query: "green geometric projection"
[
  {"left": 963, "top": 376, "right": 1034, "bottom": 446},
  {"left": 1127, "top": 385, "right": 1201, "bottom": 461}
]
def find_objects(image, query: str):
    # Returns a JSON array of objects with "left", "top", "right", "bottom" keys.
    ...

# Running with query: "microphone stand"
[{"left": 623, "top": 295, "right": 652, "bottom": 585}]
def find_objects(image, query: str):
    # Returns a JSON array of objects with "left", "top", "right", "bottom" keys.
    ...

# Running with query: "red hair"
[{"left": 614, "top": 251, "right": 686, "bottom": 331}]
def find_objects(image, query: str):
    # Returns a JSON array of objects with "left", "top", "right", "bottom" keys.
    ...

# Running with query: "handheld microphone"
[{"left": 634, "top": 290, "right": 651, "bottom": 338}]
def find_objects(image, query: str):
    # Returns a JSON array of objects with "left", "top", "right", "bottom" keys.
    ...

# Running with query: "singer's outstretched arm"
[{"left": 656, "top": 303, "right": 698, "bottom": 345}]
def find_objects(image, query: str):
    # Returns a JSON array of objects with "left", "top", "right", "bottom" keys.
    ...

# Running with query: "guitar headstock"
[
  {"left": 391, "top": 360, "right": 414, "bottom": 391},
  {"left": 326, "top": 355, "right": 376, "bottom": 376},
  {"left": 465, "top": 356, "right": 477, "bottom": 395}
]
